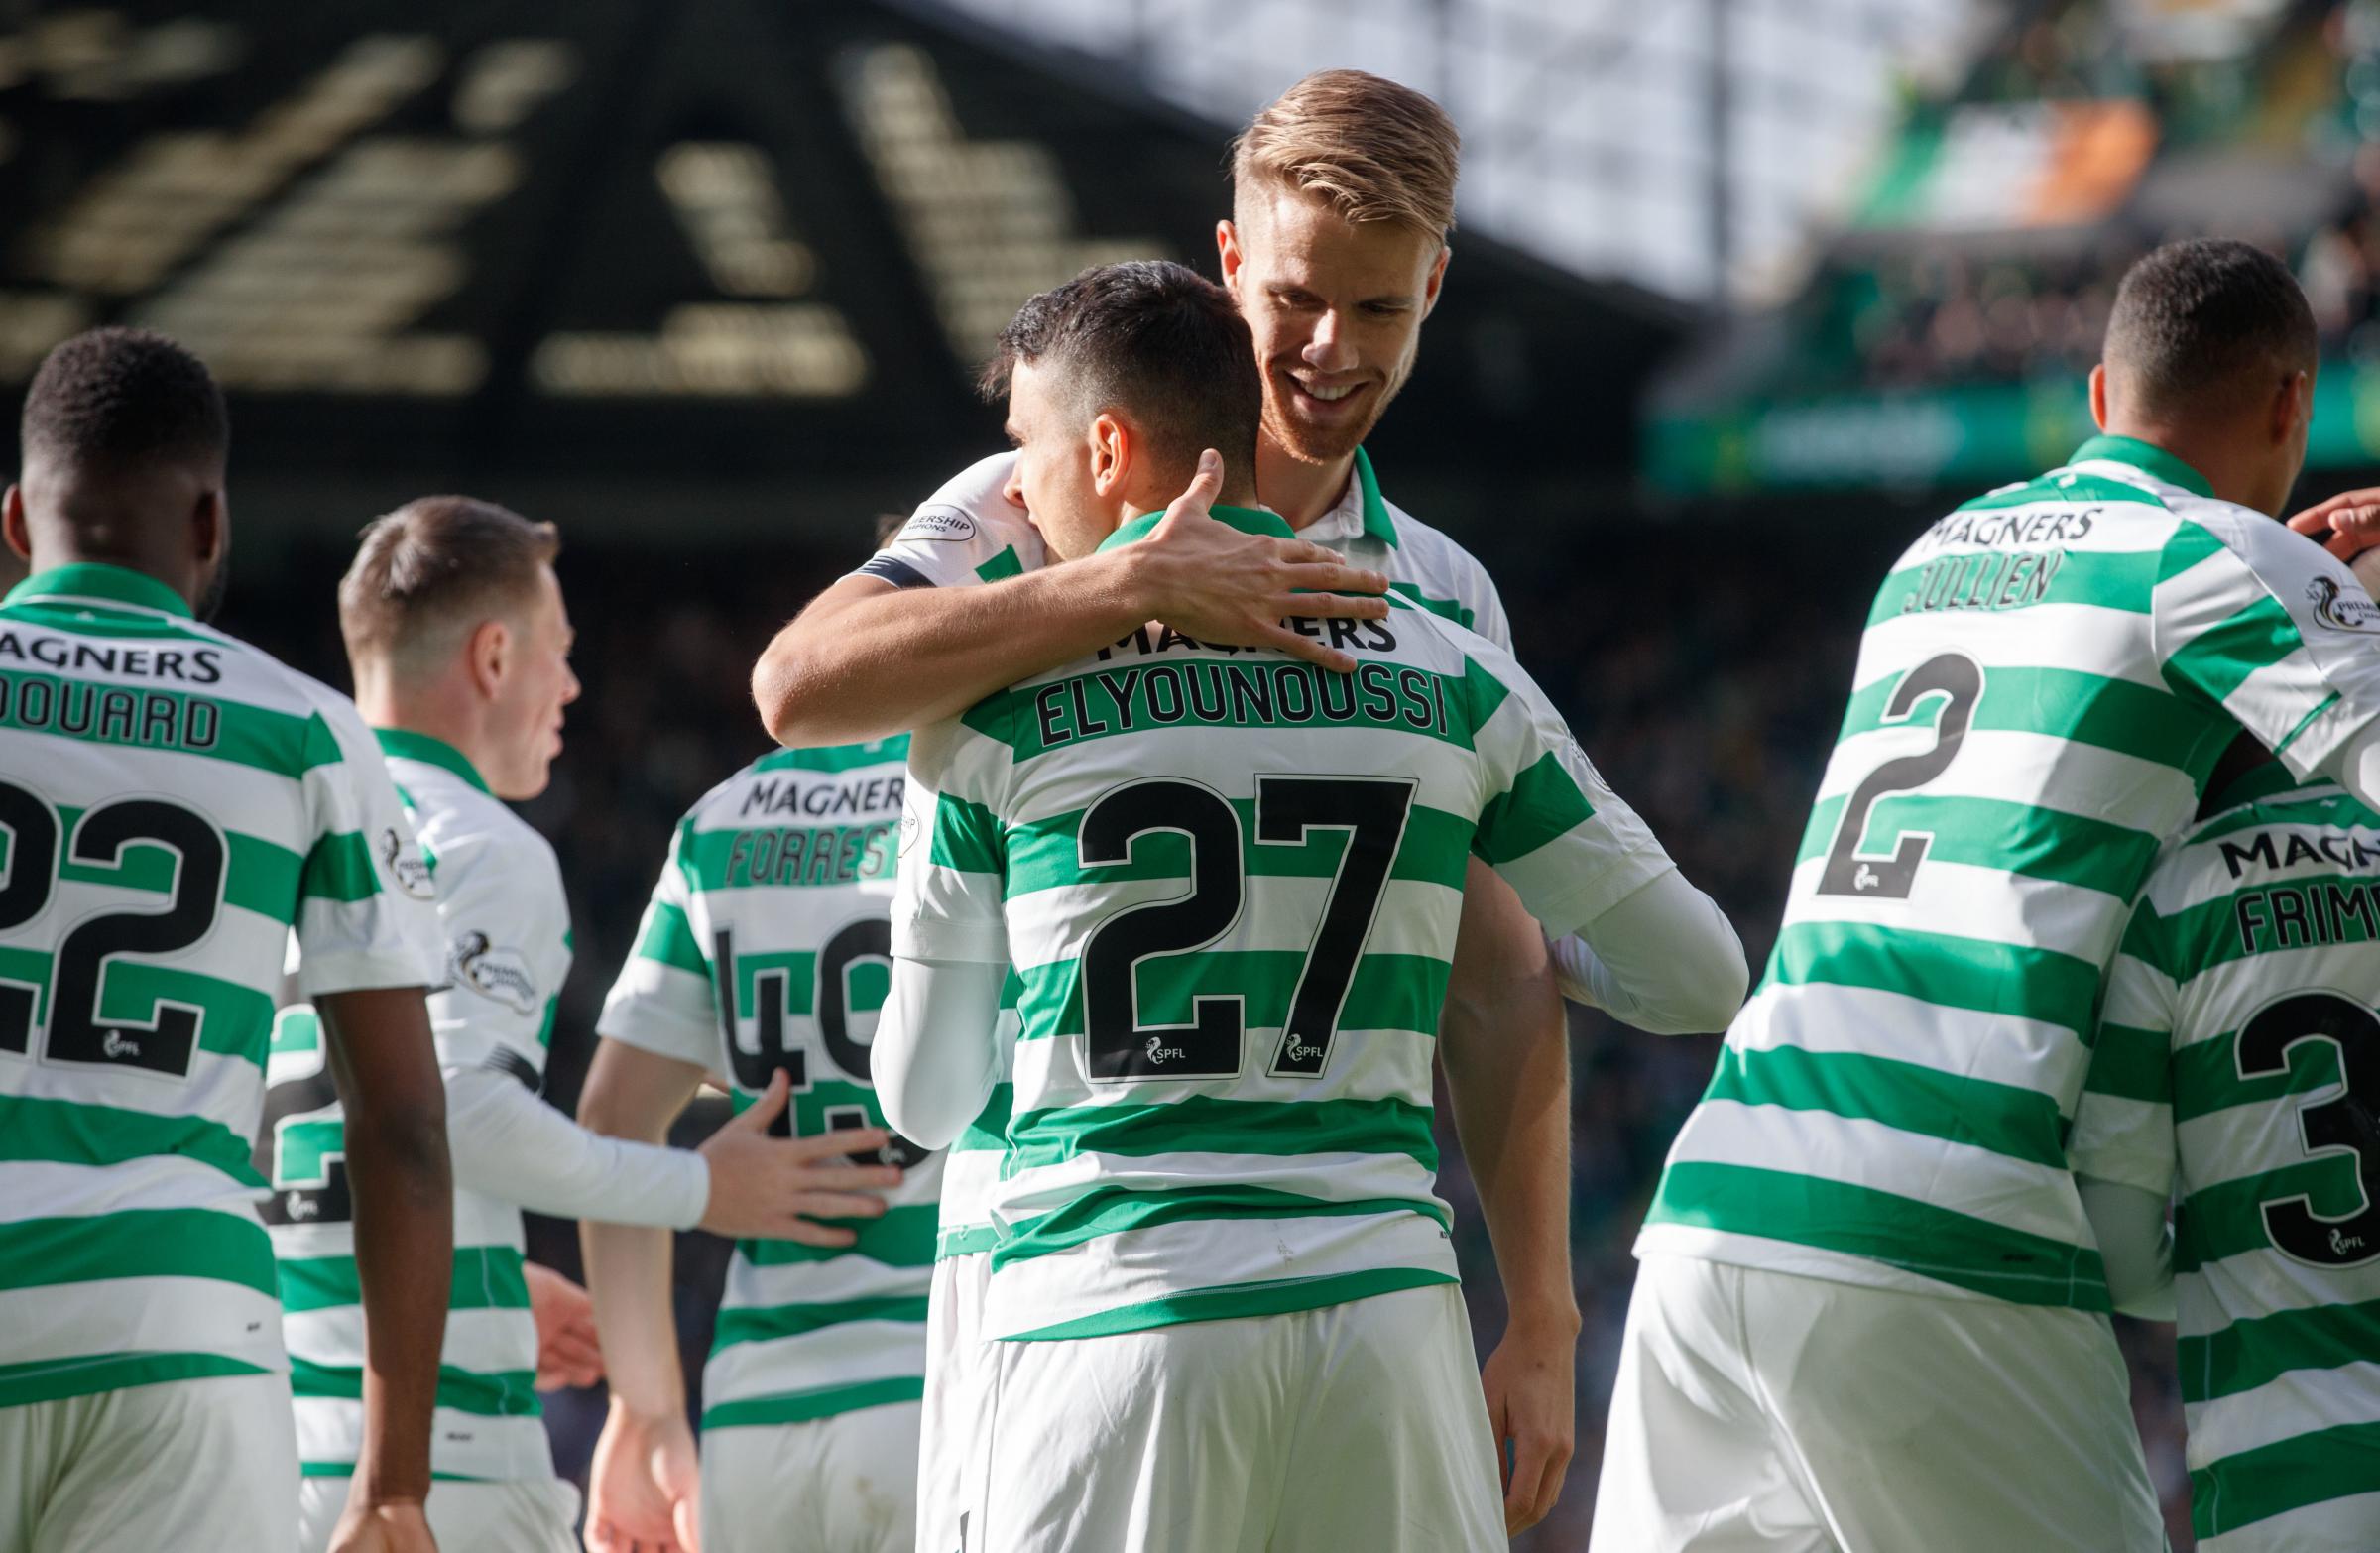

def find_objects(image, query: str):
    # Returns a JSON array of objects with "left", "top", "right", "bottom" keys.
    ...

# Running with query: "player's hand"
[
  {"left": 1128, "top": 449, "right": 1391, "bottom": 672},
  {"left": 325, "top": 1498, "right": 437, "bottom": 1553},
  {"left": 1481, "top": 1309, "right": 1579, "bottom": 1535},
  {"left": 586, "top": 1401, "right": 702, "bottom": 1553},
  {"left": 2288, "top": 487, "right": 2380, "bottom": 562},
  {"left": 694, "top": 1070, "right": 903, "bottom": 1242},
  {"left": 524, "top": 1261, "right": 605, "bottom": 1390}
]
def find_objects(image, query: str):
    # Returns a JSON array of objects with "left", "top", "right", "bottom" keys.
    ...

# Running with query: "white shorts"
[
  {"left": 917, "top": 1252, "right": 991, "bottom": 1553},
  {"left": 1592, "top": 1254, "right": 2165, "bottom": 1553},
  {"left": 297, "top": 1473, "right": 580, "bottom": 1553},
  {"left": 701, "top": 1400, "right": 921, "bottom": 1553},
  {"left": 0, "top": 1371, "right": 298, "bottom": 1553},
  {"left": 971, "top": 1283, "right": 1500, "bottom": 1553}
]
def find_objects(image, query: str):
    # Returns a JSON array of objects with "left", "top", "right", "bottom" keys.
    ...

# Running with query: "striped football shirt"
[
  {"left": 0, "top": 564, "right": 436, "bottom": 1409},
  {"left": 855, "top": 445, "right": 1512, "bottom": 1258},
  {"left": 1638, "top": 434, "right": 2380, "bottom": 1310},
  {"left": 895, "top": 504, "right": 1673, "bottom": 1343},
  {"left": 2072, "top": 773, "right": 2380, "bottom": 1549},
  {"left": 262, "top": 729, "right": 573, "bottom": 1481},
  {"left": 598, "top": 738, "right": 947, "bottom": 1428}
]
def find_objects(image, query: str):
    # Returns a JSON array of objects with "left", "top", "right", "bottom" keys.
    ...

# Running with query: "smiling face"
[
  {"left": 480, "top": 563, "right": 579, "bottom": 800},
  {"left": 1221, "top": 184, "right": 1448, "bottom": 468}
]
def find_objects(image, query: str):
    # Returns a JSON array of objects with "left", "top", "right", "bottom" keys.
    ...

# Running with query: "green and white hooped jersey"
[
  {"left": 2072, "top": 776, "right": 2380, "bottom": 1548},
  {"left": 263, "top": 731, "right": 573, "bottom": 1482},
  {"left": 598, "top": 738, "right": 948, "bottom": 1429},
  {"left": 1639, "top": 434, "right": 2380, "bottom": 1311},
  {"left": 854, "top": 445, "right": 1515, "bottom": 1257},
  {"left": 896, "top": 505, "right": 1671, "bottom": 1343},
  {"left": 0, "top": 565, "right": 437, "bottom": 1409}
]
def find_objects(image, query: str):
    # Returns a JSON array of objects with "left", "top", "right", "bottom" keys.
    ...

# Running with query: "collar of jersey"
[
  {"left": 5, "top": 562, "right": 192, "bottom": 618},
  {"left": 1098, "top": 502, "right": 1293, "bottom": 553},
  {"left": 2068, "top": 433, "right": 2214, "bottom": 498},
  {"left": 1351, "top": 446, "right": 1399, "bottom": 547},
  {"left": 2203, "top": 758, "right": 2305, "bottom": 814},
  {"left": 372, "top": 726, "right": 492, "bottom": 794}
]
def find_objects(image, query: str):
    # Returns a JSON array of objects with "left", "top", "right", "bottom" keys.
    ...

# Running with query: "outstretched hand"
[
  {"left": 694, "top": 1070, "right": 903, "bottom": 1242},
  {"left": 1133, "top": 450, "right": 1391, "bottom": 671},
  {"left": 2290, "top": 487, "right": 2380, "bottom": 561}
]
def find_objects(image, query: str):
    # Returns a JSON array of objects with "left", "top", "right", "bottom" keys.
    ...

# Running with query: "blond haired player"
[
  {"left": 0, "top": 328, "right": 451, "bottom": 1553},
  {"left": 746, "top": 71, "right": 1653, "bottom": 1547},
  {"left": 267, "top": 497, "right": 894, "bottom": 1552}
]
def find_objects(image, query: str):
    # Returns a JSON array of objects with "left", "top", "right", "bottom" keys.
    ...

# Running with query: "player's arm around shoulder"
[{"left": 751, "top": 450, "right": 1392, "bottom": 746}]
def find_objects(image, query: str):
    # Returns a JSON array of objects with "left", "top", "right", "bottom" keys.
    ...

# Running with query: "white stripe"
[
  {"left": 1818, "top": 725, "right": 2199, "bottom": 829},
  {"left": 2197, "top": 1489, "right": 2380, "bottom": 1552},
  {"left": 1727, "top": 980, "right": 2089, "bottom": 1105},
  {"left": 722, "top": 1251, "right": 931, "bottom": 1311},
  {"left": 703, "top": 1317, "right": 926, "bottom": 1405},
  {"left": 1780, "top": 854, "right": 2127, "bottom": 974},
  {"left": 995, "top": 1147, "right": 1443, "bottom": 1228},
  {"left": 2183, "top": 1253, "right": 2380, "bottom": 1334},
  {"left": 2177, "top": 1093, "right": 2342, "bottom": 1192},
  {"left": 0, "top": 1272, "right": 284, "bottom": 1371},
  {"left": 0, "top": 1158, "right": 262, "bottom": 1224},
  {"left": 1, "top": 1041, "right": 265, "bottom": 1138},
  {"left": 1856, "top": 599, "right": 2166, "bottom": 692},
  {"left": 2186, "top": 1361, "right": 2380, "bottom": 1464},
  {"left": 1660, "top": 1098, "right": 2090, "bottom": 1246},
  {"left": 1002, "top": 874, "right": 1460, "bottom": 975},
  {"left": 293, "top": 1396, "right": 552, "bottom": 1481},
  {"left": 284, "top": 1304, "right": 533, "bottom": 1376},
  {"left": 2065, "top": 1092, "right": 2170, "bottom": 1196},
  {"left": 1010, "top": 1023, "right": 1436, "bottom": 1115},
  {"left": 938, "top": 1149, "right": 1002, "bottom": 1235},
  {"left": 0, "top": 716, "right": 319, "bottom": 844}
]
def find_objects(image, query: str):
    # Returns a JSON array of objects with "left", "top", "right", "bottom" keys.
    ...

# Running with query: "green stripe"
[
  {"left": 955, "top": 1082, "right": 1012, "bottom": 1153},
  {"left": 2180, "top": 1295, "right": 2380, "bottom": 1406},
  {"left": 1385, "top": 582, "right": 1473, "bottom": 629},
  {"left": 701, "top": 1375, "right": 924, "bottom": 1429},
  {"left": 1647, "top": 1161, "right": 2109, "bottom": 1309},
  {"left": 1866, "top": 547, "right": 2163, "bottom": 628},
  {"left": 752, "top": 736, "right": 909, "bottom": 774},
  {"left": 1002, "top": 798, "right": 1472, "bottom": 897},
  {"left": 681, "top": 819, "right": 900, "bottom": 892},
  {"left": 2149, "top": 873, "right": 2380, "bottom": 983},
  {"left": 298, "top": 830, "right": 380, "bottom": 903},
  {"left": 53, "top": 810, "right": 308, "bottom": 925},
  {"left": 711, "top": 1294, "right": 929, "bottom": 1350},
  {"left": 0, "top": 667, "right": 343, "bottom": 778},
  {"left": 0, "top": 1208, "right": 278, "bottom": 1298},
  {"left": 276, "top": 1247, "right": 528, "bottom": 1314},
  {"left": 0, "top": 1351, "right": 270, "bottom": 1409},
  {"left": 1005, "top": 1264, "right": 1458, "bottom": 1341},
  {"left": 1006, "top": 1094, "right": 1438, "bottom": 1174},
  {"left": 633, "top": 899, "right": 708, "bottom": 976},
  {"left": 1474, "top": 748, "right": 1595, "bottom": 866},
  {"left": 1794, "top": 792, "right": 2162, "bottom": 895},
  {"left": 937, "top": 1225, "right": 999, "bottom": 1258},
  {"left": 290, "top": 1355, "right": 538, "bottom": 1419},
  {"left": 2191, "top": 1420, "right": 2380, "bottom": 1538},
  {"left": 2082, "top": 1022, "right": 2172, "bottom": 1105},
  {"left": 1954, "top": 472, "right": 2166, "bottom": 513},
  {"left": 300, "top": 1465, "right": 494, "bottom": 1482},
  {"left": 105, "top": 964, "right": 275, "bottom": 1066},
  {"left": 2163, "top": 594, "right": 2308, "bottom": 706},
  {"left": 1835, "top": 663, "right": 2231, "bottom": 776},
  {"left": 931, "top": 794, "right": 1004, "bottom": 874},
  {"left": 2173, "top": 1026, "right": 2338, "bottom": 1125},
  {"left": 974, "top": 547, "right": 1024, "bottom": 583},
  {"left": 0, "top": 1094, "right": 265, "bottom": 1186},
  {"left": 970, "top": 659, "right": 1473, "bottom": 762},
  {"left": 2176, "top": 1160, "right": 2361, "bottom": 1271},
  {"left": 1014, "top": 951, "right": 1448, "bottom": 1042},
  {"left": 992, "top": 1184, "right": 1449, "bottom": 1269},
  {"left": 1766, "top": 921, "right": 2102, "bottom": 1037},
  {"left": 740, "top": 1205, "right": 940, "bottom": 1269},
  {"left": 1701, "top": 1044, "right": 2068, "bottom": 1171}
]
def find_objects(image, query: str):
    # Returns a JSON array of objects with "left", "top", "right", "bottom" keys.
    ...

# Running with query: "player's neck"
[
  {"left": 2098, "top": 418, "right": 2284, "bottom": 517},
  {"left": 1255, "top": 436, "right": 1354, "bottom": 531},
  {"left": 355, "top": 676, "right": 497, "bottom": 783}
]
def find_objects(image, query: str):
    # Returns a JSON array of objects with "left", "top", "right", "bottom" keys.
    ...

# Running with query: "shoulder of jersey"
[
  {"left": 900, "top": 451, "right": 1034, "bottom": 544},
  {"left": 392, "top": 758, "right": 561, "bottom": 879}
]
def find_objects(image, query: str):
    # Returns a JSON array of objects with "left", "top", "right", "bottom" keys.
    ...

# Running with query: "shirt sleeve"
[
  {"left": 1547, "top": 871, "right": 1748, "bottom": 1035},
  {"left": 2067, "top": 905, "right": 2182, "bottom": 1201},
  {"left": 2155, "top": 505, "right": 2380, "bottom": 780},
  {"left": 594, "top": 823, "right": 721, "bottom": 1073},
  {"left": 892, "top": 715, "right": 1012, "bottom": 966},
  {"left": 1446, "top": 544, "right": 1513, "bottom": 654},
  {"left": 850, "top": 454, "right": 1043, "bottom": 591},
  {"left": 872, "top": 954, "right": 1009, "bottom": 1150},
  {"left": 293, "top": 691, "right": 440, "bottom": 998},
  {"left": 1462, "top": 636, "right": 1676, "bottom": 937},
  {"left": 443, "top": 1064, "right": 710, "bottom": 1228},
  {"left": 422, "top": 828, "right": 569, "bottom": 1078}
]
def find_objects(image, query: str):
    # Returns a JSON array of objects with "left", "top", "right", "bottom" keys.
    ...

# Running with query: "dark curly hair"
[{"left": 20, "top": 326, "right": 228, "bottom": 476}]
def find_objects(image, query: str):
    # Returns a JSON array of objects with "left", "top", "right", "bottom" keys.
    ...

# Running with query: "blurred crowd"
[{"left": 229, "top": 498, "right": 2200, "bottom": 1547}]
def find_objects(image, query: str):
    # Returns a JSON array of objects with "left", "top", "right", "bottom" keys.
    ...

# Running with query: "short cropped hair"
[
  {"left": 2104, "top": 239, "right": 2317, "bottom": 420},
  {"left": 21, "top": 326, "right": 228, "bottom": 476},
  {"left": 980, "top": 261, "right": 1261, "bottom": 483},
  {"left": 1231, "top": 69, "right": 1461, "bottom": 238},
  {"left": 339, "top": 496, "right": 559, "bottom": 673}
]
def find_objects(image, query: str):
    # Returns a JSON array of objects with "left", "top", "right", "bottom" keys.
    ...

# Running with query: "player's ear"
[
  {"left": 1090, "top": 412, "right": 1128, "bottom": 496},
  {"left": 2088, "top": 363, "right": 2110, "bottom": 431},
  {"left": 1419, "top": 244, "right": 1449, "bottom": 320},
  {"left": 1217, "top": 220, "right": 1244, "bottom": 294},
  {"left": 191, "top": 486, "right": 227, "bottom": 567},
  {"left": 2, "top": 485, "right": 28, "bottom": 562},
  {"left": 466, "top": 617, "right": 510, "bottom": 699},
  {"left": 2274, "top": 368, "right": 2312, "bottom": 445}
]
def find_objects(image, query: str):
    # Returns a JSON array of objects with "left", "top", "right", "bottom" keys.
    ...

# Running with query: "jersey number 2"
[
  {"left": 1817, "top": 653, "right": 1983, "bottom": 899},
  {"left": 1078, "top": 775, "right": 1415, "bottom": 1083}
]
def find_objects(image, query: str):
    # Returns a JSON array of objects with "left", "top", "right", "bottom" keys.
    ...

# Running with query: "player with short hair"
[
  {"left": 0, "top": 327, "right": 451, "bottom": 1553},
  {"left": 1595, "top": 239, "right": 2380, "bottom": 1552},
  {"left": 2071, "top": 738, "right": 2380, "bottom": 1551},
  {"left": 752, "top": 70, "right": 1616, "bottom": 1545},
  {"left": 873, "top": 258, "right": 1744, "bottom": 1553},
  {"left": 269, "top": 495, "right": 898, "bottom": 1553}
]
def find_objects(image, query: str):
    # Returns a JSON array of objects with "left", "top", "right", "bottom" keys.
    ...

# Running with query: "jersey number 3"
[
  {"left": 1078, "top": 775, "right": 1416, "bottom": 1083},
  {"left": 2238, "top": 992, "right": 2380, "bottom": 1268}
]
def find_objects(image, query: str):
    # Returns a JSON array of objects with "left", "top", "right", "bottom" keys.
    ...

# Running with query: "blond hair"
[
  {"left": 1231, "top": 69, "right": 1460, "bottom": 238},
  {"left": 340, "top": 496, "right": 559, "bottom": 673}
]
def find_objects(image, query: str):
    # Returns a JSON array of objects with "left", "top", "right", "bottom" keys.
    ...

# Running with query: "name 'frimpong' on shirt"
[
  {"left": 1637, "top": 435, "right": 2380, "bottom": 1314},
  {"left": 894, "top": 503, "right": 1678, "bottom": 1345}
]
